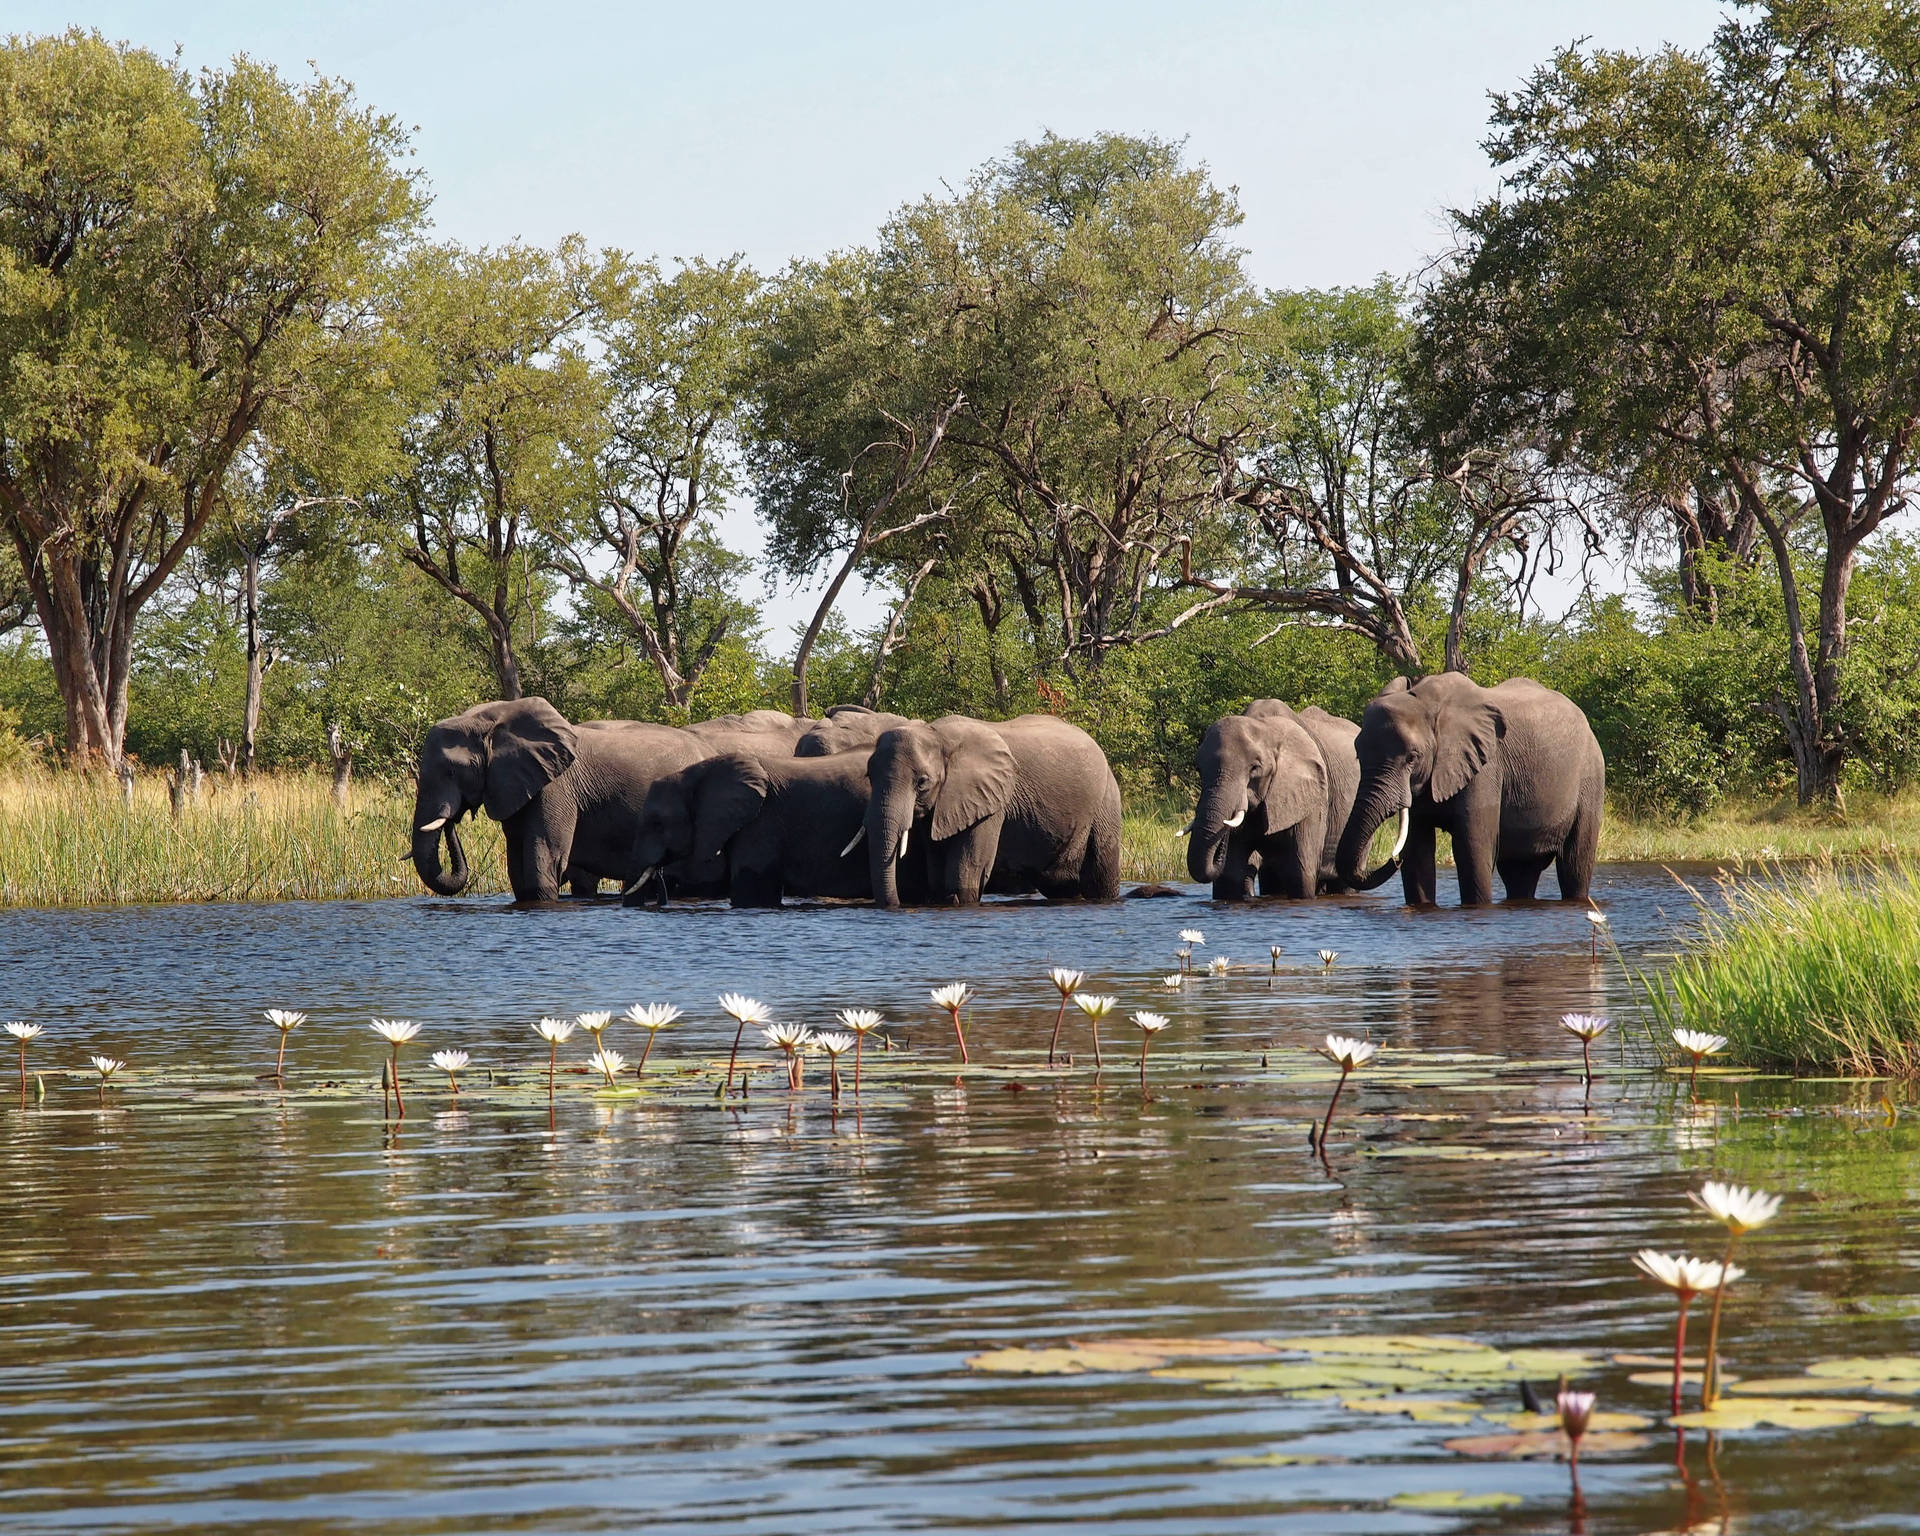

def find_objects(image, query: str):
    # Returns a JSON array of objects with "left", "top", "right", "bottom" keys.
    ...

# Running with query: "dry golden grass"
[{"left": 0, "top": 769, "right": 505, "bottom": 907}]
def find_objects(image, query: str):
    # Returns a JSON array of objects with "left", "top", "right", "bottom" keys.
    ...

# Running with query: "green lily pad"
[
  {"left": 1215, "top": 1452, "right": 1342, "bottom": 1467},
  {"left": 1342, "top": 1396, "right": 1482, "bottom": 1424},
  {"left": 1366, "top": 1144, "right": 1552, "bottom": 1162},
  {"left": 1868, "top": 1410, "right": 1920, "bottom": 1427},
  {"left": 1808, "top": 1356, "right": 1920, "bottom": 1382},
  {"left": 1263, "top": 1333, "right": 1485, "bottom": 1355},
  {"left": 1443, "top": 1429, "right": 1650, "bottom": 1459},
  {"left": 1629, "top": 1370, "right": 1708, "bottom": 1388},
  {"left": 1726, "top": 1376, "right": 1882, "bottom": 1397},
  {"left": 1388, "top": 1490, "right": 1524, "bottom": 1511},
  {"left": 1093, "top": 1336, "right": 1278, "bottom": 1358},
  {"left": 966, "top": 1344, "right": 1168, "bottom": 1375},
  {"left": 1672, "top": 1398, "right": 1876, "bottom": 1430}
]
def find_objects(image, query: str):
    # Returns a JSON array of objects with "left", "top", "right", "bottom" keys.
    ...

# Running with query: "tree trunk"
[
  {"left": 863, "top": 559, "right": 936, "bottom": 709},
  {"left": 242, "top": 547, "right": 264, "bottom": 776},
  {"left": 327, "top": 723, "right": 354, "bottom": 808}
]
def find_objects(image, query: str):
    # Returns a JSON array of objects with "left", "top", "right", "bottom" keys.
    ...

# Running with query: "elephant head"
[
  {"left": 411, "top": 697, "right": 578, "bottom": 895},
  {"left": 795, "top": 704, "right": 917, "bottom": 758},
  {"left": 860, "top": 717, "right": 1016, "bottom": 906},
  {"left": 1336, "top": 674, "right": 1503, "bottom": 888},
  {"left": 1186, "top": 706, "right": 1328, "bottom": 885},
  {"left": 626, "top": 754, "right": 770, "bottom": 897}
]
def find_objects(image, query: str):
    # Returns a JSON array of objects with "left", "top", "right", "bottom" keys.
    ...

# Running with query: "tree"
[
  {"left": 1426, "top": 0, "right": 1920, "bottom": 802},
  {"left": 545, "top": 257, "right": 759, "bottom": 711},
  {"left": 0, "top": 31, "right": 420, "bottom": 767}
]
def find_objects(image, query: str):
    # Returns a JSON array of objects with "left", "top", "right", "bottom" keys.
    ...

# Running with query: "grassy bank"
[
  {"left": 0, "top": 771, "right": 506, "bottom": 907},
  {"left": 1634, "top": 859, "right": 1920, "bottom": 1078}
]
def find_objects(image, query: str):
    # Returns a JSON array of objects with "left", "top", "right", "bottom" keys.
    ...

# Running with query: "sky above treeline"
[{"left": 13, "top": 0, "right": 1730, "bottom": 631}]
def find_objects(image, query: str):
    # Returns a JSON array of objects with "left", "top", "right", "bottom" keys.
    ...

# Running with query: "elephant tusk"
[
  {"left": 1390, "top": 806, "right": 1411, "bottom": 860},
  {"left": 416, "top": 816, "right": 448, "bottom": 833},
  {"left": 840, "top": 826, "right": 866, "bottom": 858},
  {"left": 897, "top": 826, "right": 911, "bottom": 861},
  {"left": 1175, "top": 819, "right": 1194, "bottom": 838},
  {"left": 1222, "top": 808, "right": 1246, "bottom": 829},
  {"left": 623, "top": 865, "right": 659, "bottom": 896}
]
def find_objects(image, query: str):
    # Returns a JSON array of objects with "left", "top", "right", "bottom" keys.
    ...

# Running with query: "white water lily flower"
[
  {"left": 763, "top": 1023, "right": 815, "bottom": 1052},
  {"left": 1179, "top": 929, "right": 1204, "bottom": 945},
  {"left": 1586, "top": 908, "right": 1609, "bottom": 926},
  {"left": 5, "top": 1021, "right": 44, "bottom": 1042},
  {"left": 1160, "top": 974, "right": 1184, "bottom": 990},
  {"left": 264, "top": 1009, "right": 305, "bottom": 1035},
  {"left": 1073, "top": 994, "right": 1117, "bottom": 1019},
  {"left": 575, "top": 1010, "right": 613, "bottom": 1038},
  {"left": 1632, "top": 1249, "right": 1743, "bottom": 1294},
  {"left": 370, "top": 1018, "right": 420, "bottom": 1045},
  {"left": 1689, "top": 1181, "right": 1782, "bottom": 1234},
  {"left": 1317, "top": 949, "right": 1339, "bottom": 967},
  {"left": 587, "top": 1048, "right": 627, "bottom": 1086},
  {"left": 1209, "top": 954, "right": 1231, "bottom": 974},
  {"left": 430, "top": 1049, "right": 469, "bottom": 1074},
  {"left": 1315, "top": 1034, "right": 1377, "bottom": 1071},
  {"left": 1560, "top": 1012, "right": 1612, "bottom": 1042},
  {"left": 814, "top": 1031, "right": 855, "bottom": 1058},
  {"left": 1048, "top": 967, "right": 1085, "bottom": 996},
  {"left": 837, "top": 1008, "right": 883, "bottom": 1035},
  {"left": 1131, "top": 1012, "right": 1170, "bottom": 1035},
  {"left": 719, "top": 993, "right": 771, "bottom": 1025},
  {"left": 1557, "top": 1387, "right": 1596, "bottom": 1446},
  {"left": 533, "top": 1017, "right": 576, "bottom": 1044},
  {"left": 930, "top": 983, "right": 974, "bottom": 1010},
  {"left": 90, "top": 1054, "right": 125, "bottom": 1080},
  {"left": 1672, "top": 1029, "right": 1728, "bottom": 1058},
  {"left": 624, "top": 1003, "right": 683, "bottom": 1032}
]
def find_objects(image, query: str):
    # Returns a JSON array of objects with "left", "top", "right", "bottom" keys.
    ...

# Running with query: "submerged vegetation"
[{"left": 1638, "top": 860, "right": 1920, "bottom": 1078}]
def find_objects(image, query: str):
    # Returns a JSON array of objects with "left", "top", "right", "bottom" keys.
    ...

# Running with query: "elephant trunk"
[
  {"left": 1338, "top": 768, "right": 1410, "bottom": 890},
  {"left": 412, "top": 816, "right": 471, "bottom": 896},
  {"left": 1185, "top": 782, "right": 1248, "bottom": 885},
  {"left": 867, "top": 778, "right": 915, "bottom": 909}
]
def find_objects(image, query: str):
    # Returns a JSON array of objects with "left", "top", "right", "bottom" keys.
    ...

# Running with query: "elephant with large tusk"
[
  {"left": 1336, "top": 673, "right": 1605, "bottom": 907},
  {"left": 1185, "top": 700, "right": 1391, "bottom": 899}
]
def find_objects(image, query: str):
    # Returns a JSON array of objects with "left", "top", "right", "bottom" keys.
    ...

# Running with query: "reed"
[
  {"left": 0, "top": 769, "right": 506, "bottom": 907},
  {"left": 1634, "top": 859, "right": 1920, "bottom": 1078}
]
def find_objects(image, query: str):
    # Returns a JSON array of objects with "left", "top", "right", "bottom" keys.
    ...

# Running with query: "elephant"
[
  {"left": 1335, "top": 673, "right": 1605, "bottom": 906},
  {"left": 863, "top": 714, "right": 1122, "bottom": 906},
  {"left": 410, "top": 698, "right": 706, "bottom": 902},
  {"left": 1186, "top": 700, "right": 1379, "bottom": 899},
  {"left": 683, "top": 709, "right": 817, "bottom": 756},
  {"left": 793, "top": 704, "right": 918, "bottom": 758},
  {"left": 624, "top": 750, "right": 872, "bottom": 907}
]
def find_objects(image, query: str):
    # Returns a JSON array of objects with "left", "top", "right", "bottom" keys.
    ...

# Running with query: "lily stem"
[
  {"left": 1700, "top": 1233, "right": 1739, "bottom": 1407},
  {"left": 1671, "top": 1293, "right": 1692, "bottom": 1417},
  {"left": 1047, "top": 996, "right": 1069, "bottom": 1066},
  {"left": 1320, "top": 1065, "right": 1353, "bottom": 1149},
  {"left": 948, "top": 1005, "right": 969, "bottom": 1065}
]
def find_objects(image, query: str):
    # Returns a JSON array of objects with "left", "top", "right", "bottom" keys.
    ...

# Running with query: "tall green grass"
[
  {"left": 1635, "top": 860, "right": 1920, "bottom": 1078},
  {"left": 0, "top": 771, "right": 506, "bottom": 907}
]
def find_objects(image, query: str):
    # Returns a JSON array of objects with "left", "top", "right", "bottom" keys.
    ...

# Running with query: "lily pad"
[
  {"left": 1366, "top": 1144, "right": 1552, "bottom": 1162},
  {"left": 1725, "top": 1376, "right": 1883, "bottom": 1397},
  {"left": 1443, "top": 1429, "right": 1650, "bottom": 1459},
  {"left": 1263, "top": 1333, "right": 1485, "bottom": 1356},
  {"left": 1868, "top": 1410, "right": 1920, "bottom": 1427},
  {"left": 965, "top": 1344, "right": 1168, "bottom": 1375},
  {"left": 1615, "top": 1353, "right": 1704, "bottom": 1369},
  {"left": 1672, "top": 1398, "right": 1878, "bottom": 1430},
  {"left": 1215, "top": 1452, "right": 1342, "bottom": 1467},
  {"left": 1629, "top": 1370, "right": 1708, "bottom": 1388},
  {"left": 1093, "top": 1337, "right": 1277, "bottom": 1358},
  {"left": 1808, "top": 1356, "right": 1920, "bottom": 1382},
  {"left": 1388, "top": 1490, "right": 1525, "bottom": 1511},
  {"left": 1485, "top": 1409, "right": 1654, "bottom": 1432},
  {"left": 1342, "top": 1396, "right": 1482, "bottom": 1425}
]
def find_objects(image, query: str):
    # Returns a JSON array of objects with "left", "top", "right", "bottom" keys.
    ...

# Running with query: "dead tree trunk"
[{"left": 326, "top": 723, "right": 354, "bottom": 808}]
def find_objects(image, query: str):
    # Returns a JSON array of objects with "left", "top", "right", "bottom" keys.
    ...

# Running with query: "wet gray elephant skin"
[
  {"left": 624, "top": 750, "right": 872, "bottom": 908},
  {"left": 864, "top": 714, "right": 1122, "bottom": 906},
  {"left": 1187, "top": 700, "right": 1369, "bottom": 899},
  {"left": 1336, "top": 673, "right": 1605, "bottom": 907},
  {"left": 410, "top": 699, "right": 707, "bottom": 903}
]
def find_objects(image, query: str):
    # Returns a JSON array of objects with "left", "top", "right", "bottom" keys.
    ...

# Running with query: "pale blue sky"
[{"left": 14, "top": 0, "right": 1729, "bottom": 627}]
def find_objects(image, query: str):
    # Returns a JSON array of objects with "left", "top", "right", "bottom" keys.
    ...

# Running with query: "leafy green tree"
[
  {"left": 546, "top": 256, "right": 761, "bottom": 710},
  {"left": 0, "top": 30, "right": 420, "bottom": 767},
  {"left": 1426, "top": 0, "right": 1920, "bottom": 802},
  {"left": 376, "top": 238, "right": 603, "bottom": 700}
]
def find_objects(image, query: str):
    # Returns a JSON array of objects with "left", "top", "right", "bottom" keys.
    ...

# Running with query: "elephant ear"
[
  {"left": 1261, "top": 723, "right": 1328, "bottom": 832},
  {"left": 483, "top": 697, "right": 579, "bottom": 820},
  {"left": 691, "top": 753, "right": 770, "bottom": 858},
  {"left": 929, "top": 717, "right": 1017, "bottom": 841},
  {"left": 1429, "top": 696, "right": 1505, "bottom": 803}
]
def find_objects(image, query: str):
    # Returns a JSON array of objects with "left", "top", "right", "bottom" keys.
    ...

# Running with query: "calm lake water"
[{"left": 2, "top": 866, "right": 1915, "bottom": 1534}]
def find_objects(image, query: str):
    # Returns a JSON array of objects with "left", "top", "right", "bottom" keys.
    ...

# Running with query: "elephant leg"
[
  {"left": 504, "top": 831, "right": 528, "bottom": 898},
  {"left": 1255, "top": 828, "right": 1316, "bottom": 899},
  {"left": 1214, "top": 837, "right": 1259, "bottom": 902},
  {"left": 569, "top": 873, "right": 600, "bottom": 897},
  {"left": 729, "top": 867, "right": 783, "bottom": 908},
  {"left": 1080, "top": 814, "right": 1121, "bottom": 900},
  {"left": 1453, "top": 829, "right": 1498, "bottom": 906},
  {"left": 1400, "top": 821, "right": 1440, "bottom": 905},
  {"left": 939, "top": 818, "right": 1001, "bottom": 904},
  {"left": 1557, "top": 802, "right": 1602, "bottom": 901},
  {"left": 1498, "top": 854, "right": 1552, "bottom": 901},
  {"left": 507, "top": 802, "right": 571, "bottom": 902}
]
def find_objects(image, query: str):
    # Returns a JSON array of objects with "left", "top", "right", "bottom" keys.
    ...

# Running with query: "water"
[{"left": 2, "top": 866, "right": 1915, "bottom": 1534}]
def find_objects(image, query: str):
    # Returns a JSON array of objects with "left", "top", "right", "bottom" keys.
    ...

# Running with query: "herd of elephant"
[{"left": 408, "top": 672, "right": 1606, "bottom": 911}]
